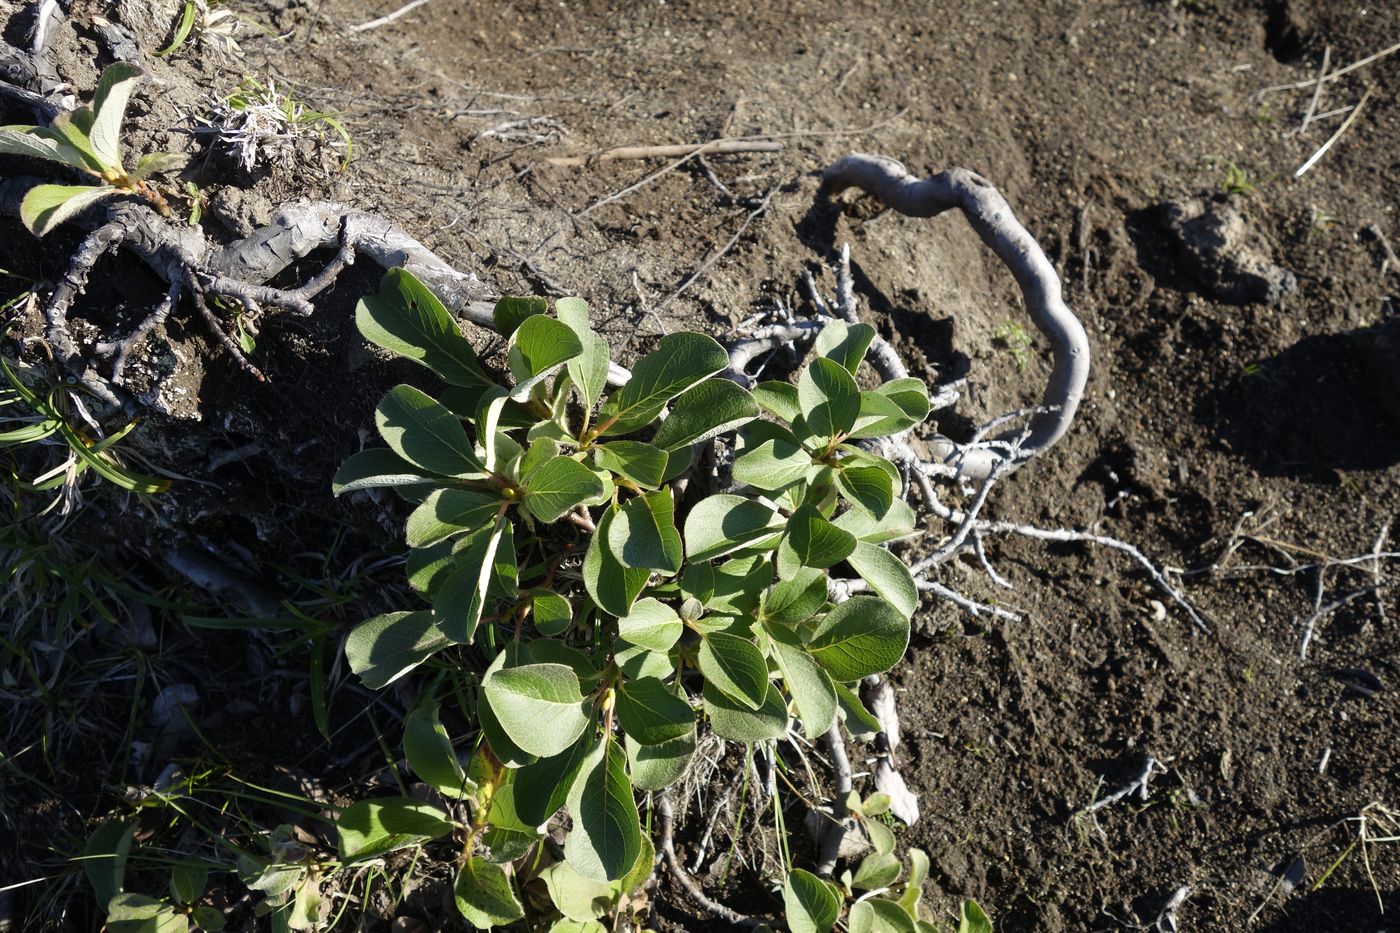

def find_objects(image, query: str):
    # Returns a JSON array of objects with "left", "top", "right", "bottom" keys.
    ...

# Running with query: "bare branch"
[{"left": 821, "top": 154, "right": 1091, "bottom": 480}]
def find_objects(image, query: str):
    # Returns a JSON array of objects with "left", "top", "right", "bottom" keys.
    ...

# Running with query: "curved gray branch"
[{"left": 821, "top": 153, "right": 1091, "bottom": 480}]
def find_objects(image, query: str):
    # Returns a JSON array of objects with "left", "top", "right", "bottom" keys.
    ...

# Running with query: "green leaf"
[
  {"left": 850, "top": 378, "right": 932, "bottom": 439},
  {"left": 345, "top": 611, "right": 447, "bottom": 689},
  {"left": 106, "top": 893, "right": 188, "bottom": 933},
  {"left": 705, "top": 554, "right": 773, "bottom": 616},
  {"left": 336, "top": 798, "right": 453, "bottom": 862},
  {"left": 853, "top": 849, "right": 902, "bottom": 890},
  {"left": 84, "top": 819, "right": 133, "bottom": 908},
  {"left": 541, "top": 861, "right": 612, "bottom": 923},
  {"left": 331, "top": 448, "right": 435, "bottom": 496},
  {"left": 615, "top": 677, "right": 694, "bottom": 745},
  {"left": 798, "top": 357, "right": 860, "bottom": 441},
  {"left": 0, "top": 125, "right": 95, "bottom": 169},
  {"left": 698, "top": 632, "right": 769, "bottom": 710},
  {"left": 156, "top": 0, "right": 198, "bottom": 55},
  {"left": 958, "top": 899, "right": 993, "bottom": 933},
  {"left": 593, "top": 441, "right": 668, "bottom": 488},
  {"left": 482, "top": 663, "right": 592, "bottom": 758},
  {"left": 356, "top": 269, "right": 492, "bottom": 389},
  {"left": 376, "top": 384, "right": 482, "bottom": 476},
  {"left": 406, "top": 539, "right": 456, "bottom": 596},
  {"left": 493, "top": 295, "right": 548, "bottom": 338},
  {"left": 783, "top": 868, "right": 841, "bottom": 933},
  {"left": 531, "top": 590, "right": 574, "bottom": 636},
  {"left": 846, "top": 541, "right": 918, "bottom": 619},
  {"left": 702, "top": 679, "right": 788, "bottom": 742},
  {"left": 650, "top": 379, "right": 758, "bottom": 450},
  {"left": 836, "top": 464, "right": 895, "bottom": 517},
  {"left": 190, "top": 906, "right": 225, "bottom": 931},
  {"left": 515, "top": 731, "right": 598, "bottom": 826},
  {"left": 480, "top": 785, "right": 538, "bottom": 862},
  {"left": 404, "top": 701, "right": 472, "bottom": 798},
  {"left": 616, "top": 645, "right": 672, "bottom": 682},
  {"left": 834, "top": 681, "right": 882, "bottom": 739},
  {"left": 625, "top": 729, "right": 695, "bottom": 791},
  {"left": 510, "top": 317, "right": 578, "bottom": 383},
  {"left": 475, "top": 385, "right": 512, "bottom": 473},
  {"left": 684, "top": 494, "right": 782, "bottom": 561},
  {"left": 405, "top": 488, "right": 502, "bottom": 547},
  {"left": 89, "top": 62, "right": 143, "bottom": 169},
  {"left": 898, "top": 849, "right": 930, "bottom": 917},
  {"left": 607, "top": 489, "right": 681, "bottom": 573},
  {"left": 565, "top": 738, "right": 642, "bottom": 882},
  {"left": 770, "top": 637, "right": 838, "bottom": 739},
  {"left": 596, "top": 332, "right": 728, "bottom": 436},
  {"left": 434, "top": 517, "right": 511, "bottom": 643},
  {"left": 806, "top": 596, "right": 909, "bottom": 682},
  {"left": 613, "top": 832, "right": 656, "bottom": 897},
  {"left": 508, "top": 315, "right": 583, "bottom": 400},
  {"left": 556, "top": 298, "right": 611, "bottom": 410},
  {"left": 761, "top": 568, "right": 828, "bottom": 625},
  {"left": 169, "top": 864, "right": 207, "bottom": 904},
  {"left": 522, "top": 455, "right": 605, "bottom": 523},
  {"left": 130, "top": 151, "right": 188, "bottom": 180},
  {"left": 778, "top": 504, "right": 857, "bottom": 576},
  {"left": 850, "top": 898, "right": 917, "bottom": 933},
  {"left": 614, "top": 597, "right": 682, "bottom": 652},
  {"left": 752, "top": 380, "right": 800, "bottom": 422},
  {"left": 454, "top": 856, "right": 524, "bottom": 929},
  {"left": 833, "top": 497, "right": 918, "bottom": 544},
  {"left": 583, "top": 505, "right": 648, "bottom": 616},
  {"left": 20, "top": 184, "right": 117, "bottom": 236},
  {"left": 731, "top": 433, "right": 813, "bottom": 492},
  {"left": 815, "top": 320, "right": 877, "bottom": 374}
]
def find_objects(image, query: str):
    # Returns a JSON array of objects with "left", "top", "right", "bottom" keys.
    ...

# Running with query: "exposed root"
[
  {"left": 815, "top": 723, "right": 855, "bottom": 877},
  {"left": 657, "top": 791, "right": 759, "bottom": 928},
  {"left": 821, "top": 153, "right": 1092, "bottom": 481}
]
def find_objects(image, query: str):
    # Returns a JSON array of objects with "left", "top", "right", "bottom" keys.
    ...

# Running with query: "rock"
[{"left": 1158, "top": 198, "right": 1297, "bottom": 304}]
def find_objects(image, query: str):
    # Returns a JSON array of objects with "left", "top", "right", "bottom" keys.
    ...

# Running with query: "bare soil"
[{"left": 2, "top": 0, "right": 1398, "bottom": 930}]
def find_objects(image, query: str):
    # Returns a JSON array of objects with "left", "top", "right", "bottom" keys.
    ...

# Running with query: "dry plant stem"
[
  {"left": 905, "top": 465, "right": 1209, "bottom": 632},
  {"left": 1294, "top": 86, "right": 1373, "bottom": 178},
  {"left": 1255, "top": 39, "right": 1400, "bottom": 95},
  {"left": 544, "top": 139, "right": 782, "bottom": 167},
  {"left": 815, "top": 723, "right": 855, "bottom": 877},
  {"left": 1298, "top": 585, "right": 1377, "bottom": 661},
  {"left": 1080, "top": 755, "right": 1164, "bottom": 816},
  {"left": 821, "top": 154, "right": 1091, "bottom": 481},
  {"left": 348, "top": 0, "right": 435, "bottom": 33},
  {"left": 656, "top": 792, "right": 759, "bottom": 928}
]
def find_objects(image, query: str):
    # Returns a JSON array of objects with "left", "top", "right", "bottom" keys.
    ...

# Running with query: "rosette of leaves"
[
  {"left": 333, "top": 268, "right": 931, "bottom": 928},
  {"left": 0, "top": 63, "right": 185, "bottom": 235}
]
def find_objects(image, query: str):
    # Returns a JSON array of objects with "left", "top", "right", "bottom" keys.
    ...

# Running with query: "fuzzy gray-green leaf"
[
  {"left": 356, "top": 269, "right": 493, "bottom": 388},
  {"left": 482, "top": 663, "right": 591, "bottom": 758}
]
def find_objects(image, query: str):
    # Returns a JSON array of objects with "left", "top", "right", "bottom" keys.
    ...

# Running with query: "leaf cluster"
[
  {"left": 332, "top": 269, "right": 932, "bottom": 928},
  {"left": 0, "top": 64, "right": 185, "bottom": 234}
]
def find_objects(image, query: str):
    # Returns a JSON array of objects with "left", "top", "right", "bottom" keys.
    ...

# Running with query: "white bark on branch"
[{"left": 820, "top": 154, "right": 1091, "bottom": 480}]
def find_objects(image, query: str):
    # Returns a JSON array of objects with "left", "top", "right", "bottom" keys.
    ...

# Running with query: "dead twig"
[
  {"left": 348, "top": 0, "right": 435, "bottom": 33},
  {"left": 1294, "top": 86, "right": 1373, "bottom": 178},
  {"left": 544, "top": 139, "right": 782, "bottom": 167}
]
